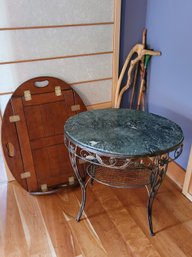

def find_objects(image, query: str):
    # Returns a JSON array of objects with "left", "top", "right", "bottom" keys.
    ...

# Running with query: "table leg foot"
[{"left": 150, "top": 231, "right": 155, "bottom": 237}]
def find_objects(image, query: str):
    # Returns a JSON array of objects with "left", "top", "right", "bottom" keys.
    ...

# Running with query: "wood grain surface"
[
  {"left": 1, "top": 76, "right": 87, "bottom": 192},
  {"left": 0, "top": 177, "right": 192, "bottom": 257}
]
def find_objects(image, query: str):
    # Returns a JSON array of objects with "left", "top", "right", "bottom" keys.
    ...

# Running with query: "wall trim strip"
[
  {"left": 112, "top": 0, "right": 122, "bottom": 106},
  {"left": 71, "top": 77, "right": 112, "bottom": 86},
  {"left": 0, "top": 78, "right": 113, "bottom": 95},
  {"left": 0, "top": 51, "right": 113, "bottom": 65},
  {"left": 0, "top": 92, "right": 13, "bottom": 96},
  {"left": 86, "top": 101, "right": 112, "bottom": 110},
  {"left": 0, "top": 22, "right": 114, "bottom": 31}
]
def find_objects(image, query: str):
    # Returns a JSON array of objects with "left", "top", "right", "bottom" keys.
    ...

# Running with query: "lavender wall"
[
  {"left": 120, "top": 0, "right": 147, "bottom": 67},
  {"left": 120, "top": 0, "right": 147, "bottom": 107},
  {"left": 120, "top": 0, "right": 191, "bottom": 169},
  {"left": 146, "top": 0, "right": 192, "bottom": 169}
]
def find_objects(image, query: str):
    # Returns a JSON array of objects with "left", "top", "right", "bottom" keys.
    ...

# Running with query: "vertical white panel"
[
  {"left": 0, "top": 54, "right": 112, "bottom": 93},
  {"left": 0, "top": 26, "right": 113, "bottom": 62},
  {"left": 72, "top": 80, "right": 112, "bottom": 105},
  {"left": 0, "top": 0, "right": 121, "bottom": 107},
  {"left": 0, "top": 0, "right": 114, "bottom": 27}
]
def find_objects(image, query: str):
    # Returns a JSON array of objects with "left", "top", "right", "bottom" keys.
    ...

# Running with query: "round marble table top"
[{"left": 64, "top": 108, "right": 184, "bottom": 157}]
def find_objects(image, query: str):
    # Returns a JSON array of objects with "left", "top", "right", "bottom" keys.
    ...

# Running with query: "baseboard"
[
  {"left": 167, "top": 161, "right": 185, "bottom": 189},
  {"left": 86, "top": 101, "right": 112, "bottom": 110}
]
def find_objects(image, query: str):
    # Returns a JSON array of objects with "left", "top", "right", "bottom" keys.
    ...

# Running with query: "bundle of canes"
[{"left": 114, "top": 29, "right": 161, "bottom": 109}]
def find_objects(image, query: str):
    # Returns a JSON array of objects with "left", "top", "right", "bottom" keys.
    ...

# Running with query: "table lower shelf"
[{"left": 87, "top": 164, "right": 151, "bottom": 188}]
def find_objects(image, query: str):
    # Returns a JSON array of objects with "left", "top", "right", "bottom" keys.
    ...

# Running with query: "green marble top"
[{"left": 64, "top": 109, "right": 184, "bottom": 157}]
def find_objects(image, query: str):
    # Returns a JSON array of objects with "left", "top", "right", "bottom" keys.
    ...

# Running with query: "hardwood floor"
[{"left": 0, "top": 177, "right": 192, "bottom": 257}]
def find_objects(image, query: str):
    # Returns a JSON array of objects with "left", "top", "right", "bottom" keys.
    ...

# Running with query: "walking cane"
[
  {"left": 130, "top": 29, "right": 147, "bottom": 109},
  {"left": 137, "top": 54, "right": 151, "bottom": 110}
]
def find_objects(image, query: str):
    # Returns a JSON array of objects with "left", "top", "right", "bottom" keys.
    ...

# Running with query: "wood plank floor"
[{"left": 0, "top": 177, "right": 192, "bottom": 257}]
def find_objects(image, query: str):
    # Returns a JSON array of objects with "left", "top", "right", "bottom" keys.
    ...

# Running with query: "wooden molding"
[
  {"left": 86, "top": 101, "right": 112, "bottom": 110},
  {"left": 0, "top": 51, "right": 113, "bottom": 65},
  {"left": 0, "top": 22, "right": 114, "bottom": 31},
  {"left": 182, "top": 146, "right": 192, "bottom": 201},
  {"left": 167, "top": 161, "right": 185, "bottom": 189},
  {"left": 0, "top": 92, "right": 13, "bottom": 96},
  {"left": 0, "top": 78, "right": 112, "bottom": 96},
  {"left": 71, "top": 77, "right": 112, "bottom": 86},
  {"left": 112, "top": 0, "right": 121, "bottom": 106}
]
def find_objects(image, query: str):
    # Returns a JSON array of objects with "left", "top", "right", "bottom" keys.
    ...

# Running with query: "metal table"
[{"left": 64, "top": 108, "right": 184, "bottom": 236}]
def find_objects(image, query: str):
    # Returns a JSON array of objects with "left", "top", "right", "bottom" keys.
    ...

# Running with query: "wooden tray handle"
[
  {"left": 34, "top": 80, "right": 49, "bottom": 88},
  {"left": 14, "top": 77, "right": 71, "bottom": 96}
]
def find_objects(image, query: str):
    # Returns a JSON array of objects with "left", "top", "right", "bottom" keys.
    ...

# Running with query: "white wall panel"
[
  {"left": 72, "top": 80, "right": 112, "bottom": 105},
  {"left": 0, "top": 54, "right": 112, "bottom": 93},
  {"left": 0, "top": 26, "right": 112, "bottom": 63},
  {"left": 0, "top": 94, "right": 11, "bottom": 115},
  {"left": 0, "top": 0, "right": 113, "bottom": 28}
]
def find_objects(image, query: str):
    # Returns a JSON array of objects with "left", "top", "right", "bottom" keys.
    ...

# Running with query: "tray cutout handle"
[{"left": 34, "top": 80, "right": 49, "bottom": 88}]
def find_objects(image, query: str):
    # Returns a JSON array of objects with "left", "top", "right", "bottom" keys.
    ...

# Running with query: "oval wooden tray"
[{"left": 1, "top": 76, "right": 86, "bottom": 193}]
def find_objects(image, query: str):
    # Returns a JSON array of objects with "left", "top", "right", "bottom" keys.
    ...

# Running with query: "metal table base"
[{"left": 65, "top": 137, "right": 183, "bottom": 236}]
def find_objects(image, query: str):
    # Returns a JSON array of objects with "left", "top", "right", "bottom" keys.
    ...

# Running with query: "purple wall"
[
  {"left": 120, "top": 0, "right": 191, "bottom": 169},
  {"left": 120, "top": 0, "right": 147, "bottom": 68},
  {"left": 120, "top": 0, "right": 147, "bottom": 107},
  {"left": 146, "top": 0, "right": 192, "bottom": 169}
]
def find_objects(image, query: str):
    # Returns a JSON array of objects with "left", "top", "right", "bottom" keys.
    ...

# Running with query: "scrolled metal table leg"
[
  {"left": 68, "top": 146, "right": 86, "bottom": 222},
  {"left": 147, "top": 155, "right": 169, "bottom": 236}
]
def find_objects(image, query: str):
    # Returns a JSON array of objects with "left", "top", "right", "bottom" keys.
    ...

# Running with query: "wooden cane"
[
  {"left": 129, "top": 62, "right": 139, "bottom": 108},
  {"left": 137, "top": 54, "right": 151, "bottom": 110},
  {"left": 130, "top": 29, "right": 147, "bottom": 109},
  {"left": 137, "top": 29, "right": 147, "bottom": 110}
]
